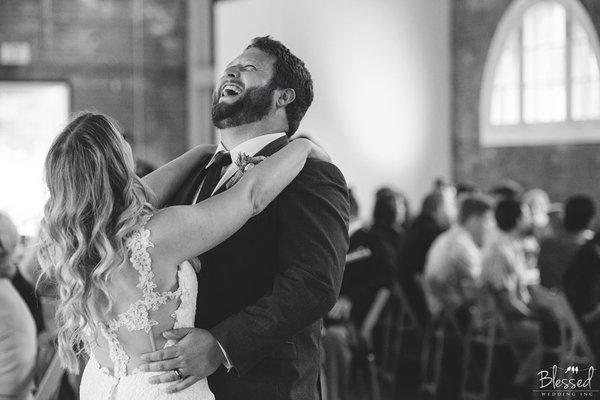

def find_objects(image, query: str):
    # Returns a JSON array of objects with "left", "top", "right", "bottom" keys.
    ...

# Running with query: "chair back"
[{"left": 530, "top": 285, "right": 596, "bottom": 366}]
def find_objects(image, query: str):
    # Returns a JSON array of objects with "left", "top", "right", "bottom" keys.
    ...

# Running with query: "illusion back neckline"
[{"left": 87, "top": 213, "right": 195, "bottom": 379}]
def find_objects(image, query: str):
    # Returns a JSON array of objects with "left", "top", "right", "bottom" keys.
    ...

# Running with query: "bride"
[{"left": 37, "top": 112, "right": 327, "bottom": 399}]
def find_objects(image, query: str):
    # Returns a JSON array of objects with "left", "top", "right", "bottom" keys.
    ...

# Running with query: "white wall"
[{"left": 214, "top": 0, "right": 451, "bottom": 222}]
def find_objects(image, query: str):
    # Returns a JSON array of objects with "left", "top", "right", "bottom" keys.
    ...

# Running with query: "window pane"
[
  {"left": 523, "top": 2, "right": 567, "bottom": 123},
  {"left": 491, "top": 30, "right": 520, "bottom": 125},
  {"left": 571, "top": 21, "right": 600, "bottom": 120},
  {"left": 0, "top": 81, "right": 70, "bottom": 235}
]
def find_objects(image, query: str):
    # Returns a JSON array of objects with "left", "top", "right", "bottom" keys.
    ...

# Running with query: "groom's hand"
[{"left": 139, "top": 328, "right": 225, "bottom": 393}]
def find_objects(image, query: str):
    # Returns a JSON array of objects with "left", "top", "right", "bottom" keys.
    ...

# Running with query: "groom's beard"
[{"left": 211, "top": 83, "right": 276, "bottom": 129}]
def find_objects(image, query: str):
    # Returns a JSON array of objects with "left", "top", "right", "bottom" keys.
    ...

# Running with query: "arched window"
[{"left": 480, "top": 0, "right": 600, "bottom": 146}]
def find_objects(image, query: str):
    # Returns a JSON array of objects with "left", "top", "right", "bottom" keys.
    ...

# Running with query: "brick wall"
[
  {"left": 0, "top": 0, "right": 188, "bottom": 166},
  {"left": 453, "top": 0, "right": 600, "bottom": 203}
]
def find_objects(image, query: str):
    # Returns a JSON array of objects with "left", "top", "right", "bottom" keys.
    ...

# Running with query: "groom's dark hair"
[{"left": 247, "top": 36, "right": 313, "bottom": 136}]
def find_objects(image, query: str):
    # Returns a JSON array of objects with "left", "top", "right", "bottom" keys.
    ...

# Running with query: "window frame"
[{"left": 480, "top": 0, "right": 600, "bottom": 147}]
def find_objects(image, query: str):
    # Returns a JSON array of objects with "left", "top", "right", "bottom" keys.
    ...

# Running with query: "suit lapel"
[
  {"left": 170, "top": 155, "right": 212, "bottom": 205},
  {"left": 212, "top": 135, "right": 290, "bottom": 196}
]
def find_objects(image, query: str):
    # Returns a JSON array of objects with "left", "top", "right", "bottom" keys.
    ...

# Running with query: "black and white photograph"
[{"left": 1, "top": 0, "right": 600, "bottom": 399}]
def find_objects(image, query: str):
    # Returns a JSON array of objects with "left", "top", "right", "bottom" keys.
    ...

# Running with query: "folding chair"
[
  {"left": 459, "top": 290, "right": 506, "bottom": 400},
  {"left": 419, "top": 279, "right": 462, "bottom": 399},
  {"left": 420, "top": 306, "right": 462, "bottom": 399},
  {"left": 360, "top": 287, "right": 392, "bottom": 400},
  {"left": 554, "top": 292, "right": 595, "bottom": 367},
  {"left": 370, "top": 279, "right": 425, "bottom": 399},
  {"left": 530, "top": 286, "right": 596, "bottom": 368}
]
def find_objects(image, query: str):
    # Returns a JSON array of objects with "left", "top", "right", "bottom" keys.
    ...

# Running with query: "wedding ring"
[{"left": 173, "top": 368, "right": 183, "bottom": 380}]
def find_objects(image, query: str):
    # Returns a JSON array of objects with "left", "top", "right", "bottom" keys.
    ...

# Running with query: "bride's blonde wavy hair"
[{"left": 37, "top": 112, "right": 155, "bottom": 373}]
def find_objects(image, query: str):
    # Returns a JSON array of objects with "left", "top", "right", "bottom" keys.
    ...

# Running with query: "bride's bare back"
[{"left": 86, "top": 214, "right": 193, "bottom": 376}]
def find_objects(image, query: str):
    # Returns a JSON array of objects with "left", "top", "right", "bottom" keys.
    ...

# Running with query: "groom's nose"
[{"left": 225, "top": 67, "right": 241, "bottom": 79}]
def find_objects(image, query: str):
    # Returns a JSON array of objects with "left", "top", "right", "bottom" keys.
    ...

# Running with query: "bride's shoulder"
[
  {"left": 132, "top": 211, "right": 180, "bottom": 284},
  {"left": 142, "top": 208, "right": 176, "bottom": 246}
]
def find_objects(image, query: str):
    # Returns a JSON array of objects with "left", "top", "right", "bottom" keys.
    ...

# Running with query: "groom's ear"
[{"left": 275, "top": 88, "right": 296, "bottom": 108}]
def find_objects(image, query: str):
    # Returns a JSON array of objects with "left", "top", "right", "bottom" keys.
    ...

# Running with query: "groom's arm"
[{"left": 210, "top": 159, "right": 350, "bottom": 375}]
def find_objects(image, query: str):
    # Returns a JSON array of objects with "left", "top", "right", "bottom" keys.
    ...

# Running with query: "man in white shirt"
[
  {"left": 141, "top": 36, "right": 350, "bottom": 400},
  {"left": 423, "top": 194, "right": 495, "bottom": 319}
]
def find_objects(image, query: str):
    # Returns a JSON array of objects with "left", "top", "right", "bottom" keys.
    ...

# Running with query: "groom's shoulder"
[
  {"left": 278, "top": 159, "right": 349, "bottom": 224},
  {"left": 287, "top": 159, "right": 348, "bottom": 197},
  {"left": 299, "top": 159, "right": 345, "bottom": 184}
]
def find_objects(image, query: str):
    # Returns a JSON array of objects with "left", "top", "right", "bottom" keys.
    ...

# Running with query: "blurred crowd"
[
  {"left": 1, "top": 175, "right": 599, "bottom": 399},
  {"left": 322, "top": 179, "right": 599, "bottom": 399}
]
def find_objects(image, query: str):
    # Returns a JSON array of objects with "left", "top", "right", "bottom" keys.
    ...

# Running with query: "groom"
[{"left": 141, "top": 36, "right": 350, "bottom": 399}]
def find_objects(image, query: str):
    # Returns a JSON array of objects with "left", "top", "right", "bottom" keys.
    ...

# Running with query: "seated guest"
[
  {"left": 482, "top": 199, "right": 542, "bottom": 355},
  {"left": 323, "top": 189, "right": 400, "bottom": 400},
  {"left": 9, "top": 239, "right": 45, "bottom": 333},
  {"left": 489, "top": 179, "right": 524, "bottom": 202},
  {"left": 401, "top": 191, "right": 451, "bottom": 276},
  {"left": 423, "top": 194, "right": 495, "bottom": 319},
  {"left": 343, "top": 187, "right": 405, "bottom": 319},
  {"left": 0, "top": 234, "right": 46, "bottom": 333},
  {"left": 398, "top": 190, "right": 450, "bottom": 324},
  {"left": 564, "top": 231, "right": 600, "bottom": 357},
  {"left": 523, "top": 188, "right": 551, "bottom": 240},
  {"left": 546, "top": 203, "right": 565, "bottom": 237},
  {"left": 377, "top": 187, "right": 411, "bottom": 231},
  {"left": 456, "top": 181, "right": 478, "bottom": 203},
  {"left": 540, "top": 195, "right": 595, "bottom": 290},
  {"left": 0, "top": 213, "right": 37, "bottom": 400}
]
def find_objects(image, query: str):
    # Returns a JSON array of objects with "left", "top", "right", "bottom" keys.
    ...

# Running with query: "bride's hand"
[{"left": 293, "top": 137, "right": 331, "bottom": 162}]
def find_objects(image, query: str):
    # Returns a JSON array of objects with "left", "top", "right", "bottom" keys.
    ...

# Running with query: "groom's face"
[{"left": 212, "top": 48, "right": 277, "bottom": 129}]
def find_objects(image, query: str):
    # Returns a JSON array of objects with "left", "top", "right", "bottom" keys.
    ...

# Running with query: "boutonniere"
[{"left": 225, "top": 152, "right": 266, "bottom": 189}]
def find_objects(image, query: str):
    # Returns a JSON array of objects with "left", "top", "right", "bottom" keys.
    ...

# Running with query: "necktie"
[{"left": 196, "top": 152, "right": 232, "bottom": 203}]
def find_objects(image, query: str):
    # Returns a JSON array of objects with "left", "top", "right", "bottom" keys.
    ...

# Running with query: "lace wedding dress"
[{"left": 79, "top": 214, "right": 214, "bottom": 400}]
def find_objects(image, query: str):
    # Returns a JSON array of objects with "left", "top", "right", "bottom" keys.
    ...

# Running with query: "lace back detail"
[{"left": 95, "top": 213, "right": 184, "bottom": 378}]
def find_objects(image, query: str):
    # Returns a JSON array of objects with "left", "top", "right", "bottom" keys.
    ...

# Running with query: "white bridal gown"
[{"left": 79, "top": 215, "right": 214, "bottom": 400}]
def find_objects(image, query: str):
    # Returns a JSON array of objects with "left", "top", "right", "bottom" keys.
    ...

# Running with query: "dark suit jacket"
[{"left": 169, "top": 136, "right": 350, "bottom": 400}]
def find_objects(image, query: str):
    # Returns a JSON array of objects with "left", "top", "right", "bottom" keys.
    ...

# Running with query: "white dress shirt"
[
  {"left": 192, "top": 132, "right": 286, "bottom": 370},
  {"left": 423, "top": 225, "right": 483, "bottom": 317}
]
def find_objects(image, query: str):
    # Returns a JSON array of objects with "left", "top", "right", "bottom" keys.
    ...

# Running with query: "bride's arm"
[
  {"left": 142, "top": 144, "right": 217, "bottom": 207},
  {"left": 150, "top": 138, "right": 321, "bottom": 265}
]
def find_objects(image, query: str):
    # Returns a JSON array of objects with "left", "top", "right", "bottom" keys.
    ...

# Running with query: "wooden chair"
[
  {"left": 377, "top": 285, "right": 423, "bottom": 393},
  {"left": 459, "top": 287, "right": 566, "bottom": 400},
  {"left": 556, "top": 292, "right": 596, "bottom": 367},
  {"left": 321, "top": 285, "right": 391, "bottom": 400},
  {"left": 459, "top": 289, "right": 507, "bottom": 400},
  {"left": 527, "top": 286, "right": 596, "bottom": 400},
  {"left": 359, "top": 287, "right": 392, "bottom": 400},
  {"left": 529, "top": 286, "right": 596, "bottom": 368},
  {"left": 420, "top": 307, "right": 462, "bottom": 399},
  {"left": 418, "top": 279, "right": 462, "bottom": 399}
]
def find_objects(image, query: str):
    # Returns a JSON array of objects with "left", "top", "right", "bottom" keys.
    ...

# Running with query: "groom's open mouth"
[{"left": 219, "top": 82, "right": 244, "bottom": 103}]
